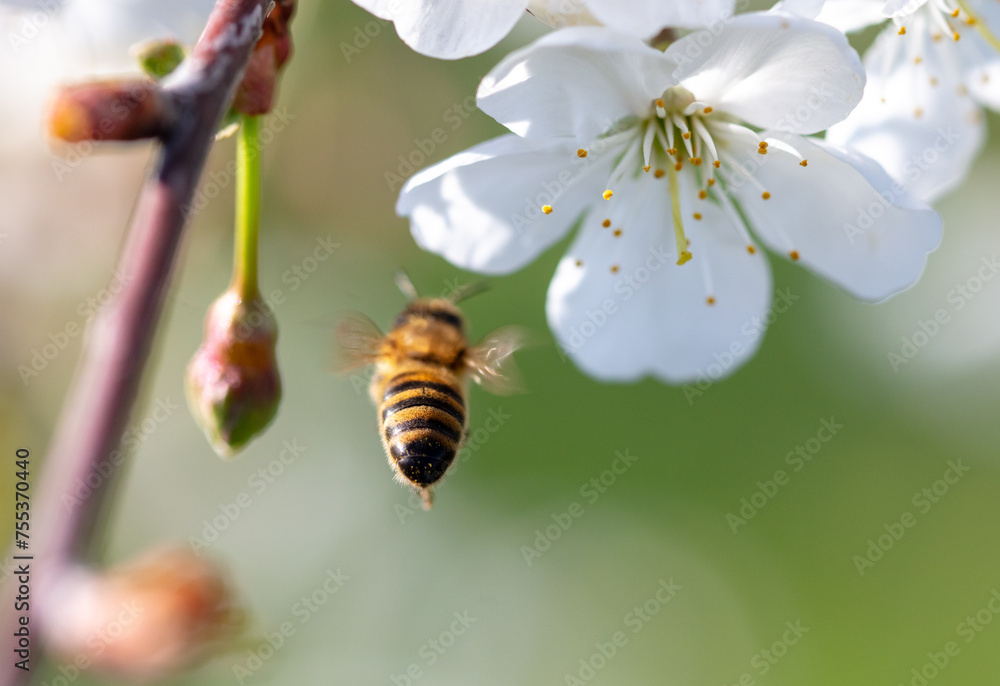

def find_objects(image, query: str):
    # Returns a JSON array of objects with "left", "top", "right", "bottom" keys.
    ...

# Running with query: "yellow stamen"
[
  {"left": 707, "top": 178, "right": 716, "bottom": 186},
  {"left": 575, "top": 259, "right": 583, "bottom": 267},
  {"left": 666, "top": 159, "right": 692, "bottom": 266},
  {"left": 747, "top": 245, "right": 756, "bottom": 255},
  {"left": 706, "top": 296, "right": 716, "bottom": 305},
  {"left": 898, "top": 26, "right": 906, "bottom": 35},
  {"left": 713, "top": 160, "right": 721, "bottom": 169},
  {"left": 762, "top": 192, "right": 771, "bottom": 200},
  {"left": 691, "top": 157, "right": 703, "bottom": 165},
  {"left": 698, "top": 190, "right": 707, "bottom": 199},
  {"left": 610, "top": 264, "right": 619, "bottom": 274},
  {"left": 703, "top": 106, "right": 713, "bottom": 114},
  {"left": 799, "top": 159, "right": 808, "bottom": 167},
  {"left": 542, "top": 205, "right": 553, "bottom": 214},
  {"left": 603, "top": 190, "right": 613, "bottom": 200},
  {"left": 789, "top": 250, "right": 800, "bottom": 261},
  {"left": 654, "top": 169, "right": 665, "bottom": 178},
  {"left": 613, "top": 229, "right": 622, "bottom": 237},
  {"left": 674, "top": 162, "right": 683, "bottom": 171},
  {"left": 643, "top": 165, "right": 651, "bottom": 172},
  {"left": 577, "top": 148, "right": 588, "bottom": 158},
  {"left": 602, "top": 219, "right": 611, "bottom": 228},
  {"left": 693, "top": 213, "right": 702, "bottom": 221}
]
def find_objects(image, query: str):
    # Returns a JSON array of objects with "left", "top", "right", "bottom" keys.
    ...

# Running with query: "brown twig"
[{"left": 0, "top": 1, "right": 269, "bottom": 683}]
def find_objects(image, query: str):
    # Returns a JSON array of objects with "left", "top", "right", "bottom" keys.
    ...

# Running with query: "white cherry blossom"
[
  {"left": 349, "top": 0, "right": 735, "bottom": 59},
  {"left": 789, "top": 0, "right": 1000, "bottom": 200},
  {"left": 397, "top": 17, "right": 942, "bottom": 384}
]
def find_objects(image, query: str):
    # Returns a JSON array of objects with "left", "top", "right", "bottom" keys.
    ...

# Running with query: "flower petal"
[
  {"left": 397, "top": 134, "right": 617, "bottom": 274},
  {"left": 666, "top": 12, "right": 865, "bottom": 134},
  {"left": 351, "top": 0, "right": 527, "bottom": 59},
  {"left": 546, "top": 171, "right": 773, "bottom": 384},
  {"left": 583, "top": 0, "right": 736, "bottom": 34},
  {"left": 477, "top": 27, "right": 677, "bottom": 143},
  {"left": 722, "top": 129, "right": 942, "bottom": 302},
  {"left": 776, "top": 0, "right": 889, "bottom": 33},
  {"left": 825, "top": 18, "right": 987, "bottom": 201}
]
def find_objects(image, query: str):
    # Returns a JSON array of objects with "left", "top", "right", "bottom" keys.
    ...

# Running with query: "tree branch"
[{"left": 0, "top": 1, "right": 269, "bottom": 683}]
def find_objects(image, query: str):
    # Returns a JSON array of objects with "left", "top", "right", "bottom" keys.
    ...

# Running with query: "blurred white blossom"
[{"left": 788, "top": 0, "right": 1000, "bottom": 200}]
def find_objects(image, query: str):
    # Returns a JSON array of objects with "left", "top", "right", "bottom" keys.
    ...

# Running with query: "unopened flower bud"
[
  {"left": 186, "top": 289, "right": 281, "bottom": 458},
  {"left": 48, "top": 80, "right": 173, "bottom": 143},
  {"left": 233, "top": 0, "right": 295, "bottom": 115},
  {"left": 132, "top": 39, "right": 186, "bottom": 80},
  {"left": 43, "top": 548, "right": 244, "bottom": 682}
]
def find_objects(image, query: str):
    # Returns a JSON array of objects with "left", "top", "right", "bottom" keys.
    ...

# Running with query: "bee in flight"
[{"left": 338, "top": 274, "right": 524, "bottom": 510}]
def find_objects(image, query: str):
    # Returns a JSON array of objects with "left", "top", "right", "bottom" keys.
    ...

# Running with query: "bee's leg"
[{"left": 420, "top": 487, "right": 434, "bottom": 511}]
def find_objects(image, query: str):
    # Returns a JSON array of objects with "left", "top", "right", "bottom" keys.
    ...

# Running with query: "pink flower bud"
[
  {"left": 43, "top": 548, "right": 244, "bottom": 682},
  {"left": 186, "top": 289, "right": 281, "bottom": 458}
]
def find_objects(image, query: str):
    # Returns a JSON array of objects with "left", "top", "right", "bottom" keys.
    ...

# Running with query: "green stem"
[{"left": 234, "top": 114, "right": 260, "bottom": 297}]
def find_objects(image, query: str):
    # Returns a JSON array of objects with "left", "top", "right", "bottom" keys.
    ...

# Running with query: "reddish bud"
[
  {"left": 44, "top": 548, "right": 244, "bottom": 682},
  {"left": 186, "top": 289, "right": 281, "bottom": 458},
  {"left": 48, "top": 80, "right": 173, "bottom": 143},
  {"left": 233, "top": 0, "right": 296, "bottom": 115}
]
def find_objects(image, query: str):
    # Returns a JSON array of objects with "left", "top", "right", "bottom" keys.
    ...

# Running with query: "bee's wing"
[
  {"left": 465, "top": 326, "right": 528, "bottom": 395},
  {"left": 334, "top": 311, "right": 383, "bottom": 372}
]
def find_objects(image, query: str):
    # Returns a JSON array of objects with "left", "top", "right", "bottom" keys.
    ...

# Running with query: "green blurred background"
[{"left": 3, "top": 1, "right": 1000, "bottom": 684}]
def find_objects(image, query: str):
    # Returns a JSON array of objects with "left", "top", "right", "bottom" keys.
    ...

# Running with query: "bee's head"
[{"left": 394, "top": 298, "right": 465, "bottom": 333}]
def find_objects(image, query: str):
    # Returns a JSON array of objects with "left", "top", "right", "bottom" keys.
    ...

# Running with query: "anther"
[
  {"left": 747, "top": 246, "right": 756, "bottom": 255},
  {"left": 762, "top": 192, "right": 771, "bottom": 200},
  {"left": 613, "top": 229, "right": 622, "bottom": 237},
  {"left": 789, "top": 250, "right": 800, "bottom": 261},
  {"left": 603, "top": 190, "right": 613, "bottom": 200},
  {"left": 654, "top": 169, "right": 665, "bottom": 178},
  {"left": 602, "top": 219, "right": 611, "bottom": 227},
  {"left": 899, "top": 26, "right": 907, "bottom": 35},
  {"left": 698, "top": 190, "right": 707, "bottom": 199},
  {"left": 693, "top": 213, "right": 702, "bottom": 221},
  {"left": 610, "top": 264, "right": 620, "bottom": 273},
  {"left": 706, "top": 296, "right": 716, "bottom": 305},
  {"left": 577, "top": 149, "right": 588, "bottom": 158},
  {"left": 542, "top": 205, "right": 553, "bottom": 214},
  {"left": 799, "top": 160, "right": 808, "bottom": 167}
]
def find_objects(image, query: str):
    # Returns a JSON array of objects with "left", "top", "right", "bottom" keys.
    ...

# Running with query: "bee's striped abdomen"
[{"left": 380, "top": 370, "right": 466, "bottom": 488}]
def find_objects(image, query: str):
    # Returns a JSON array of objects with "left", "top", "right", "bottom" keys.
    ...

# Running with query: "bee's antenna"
[
  {"left": 449, "top": 280, "right": 490, "bottom": 304},
  {"left": 395, "top": 270, "right": 419, "bottom": 301}
]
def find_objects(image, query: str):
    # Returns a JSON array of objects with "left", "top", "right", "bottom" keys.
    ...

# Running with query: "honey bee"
[{"left": 338, "top": 274, "right": 524, "bottom": 509}]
